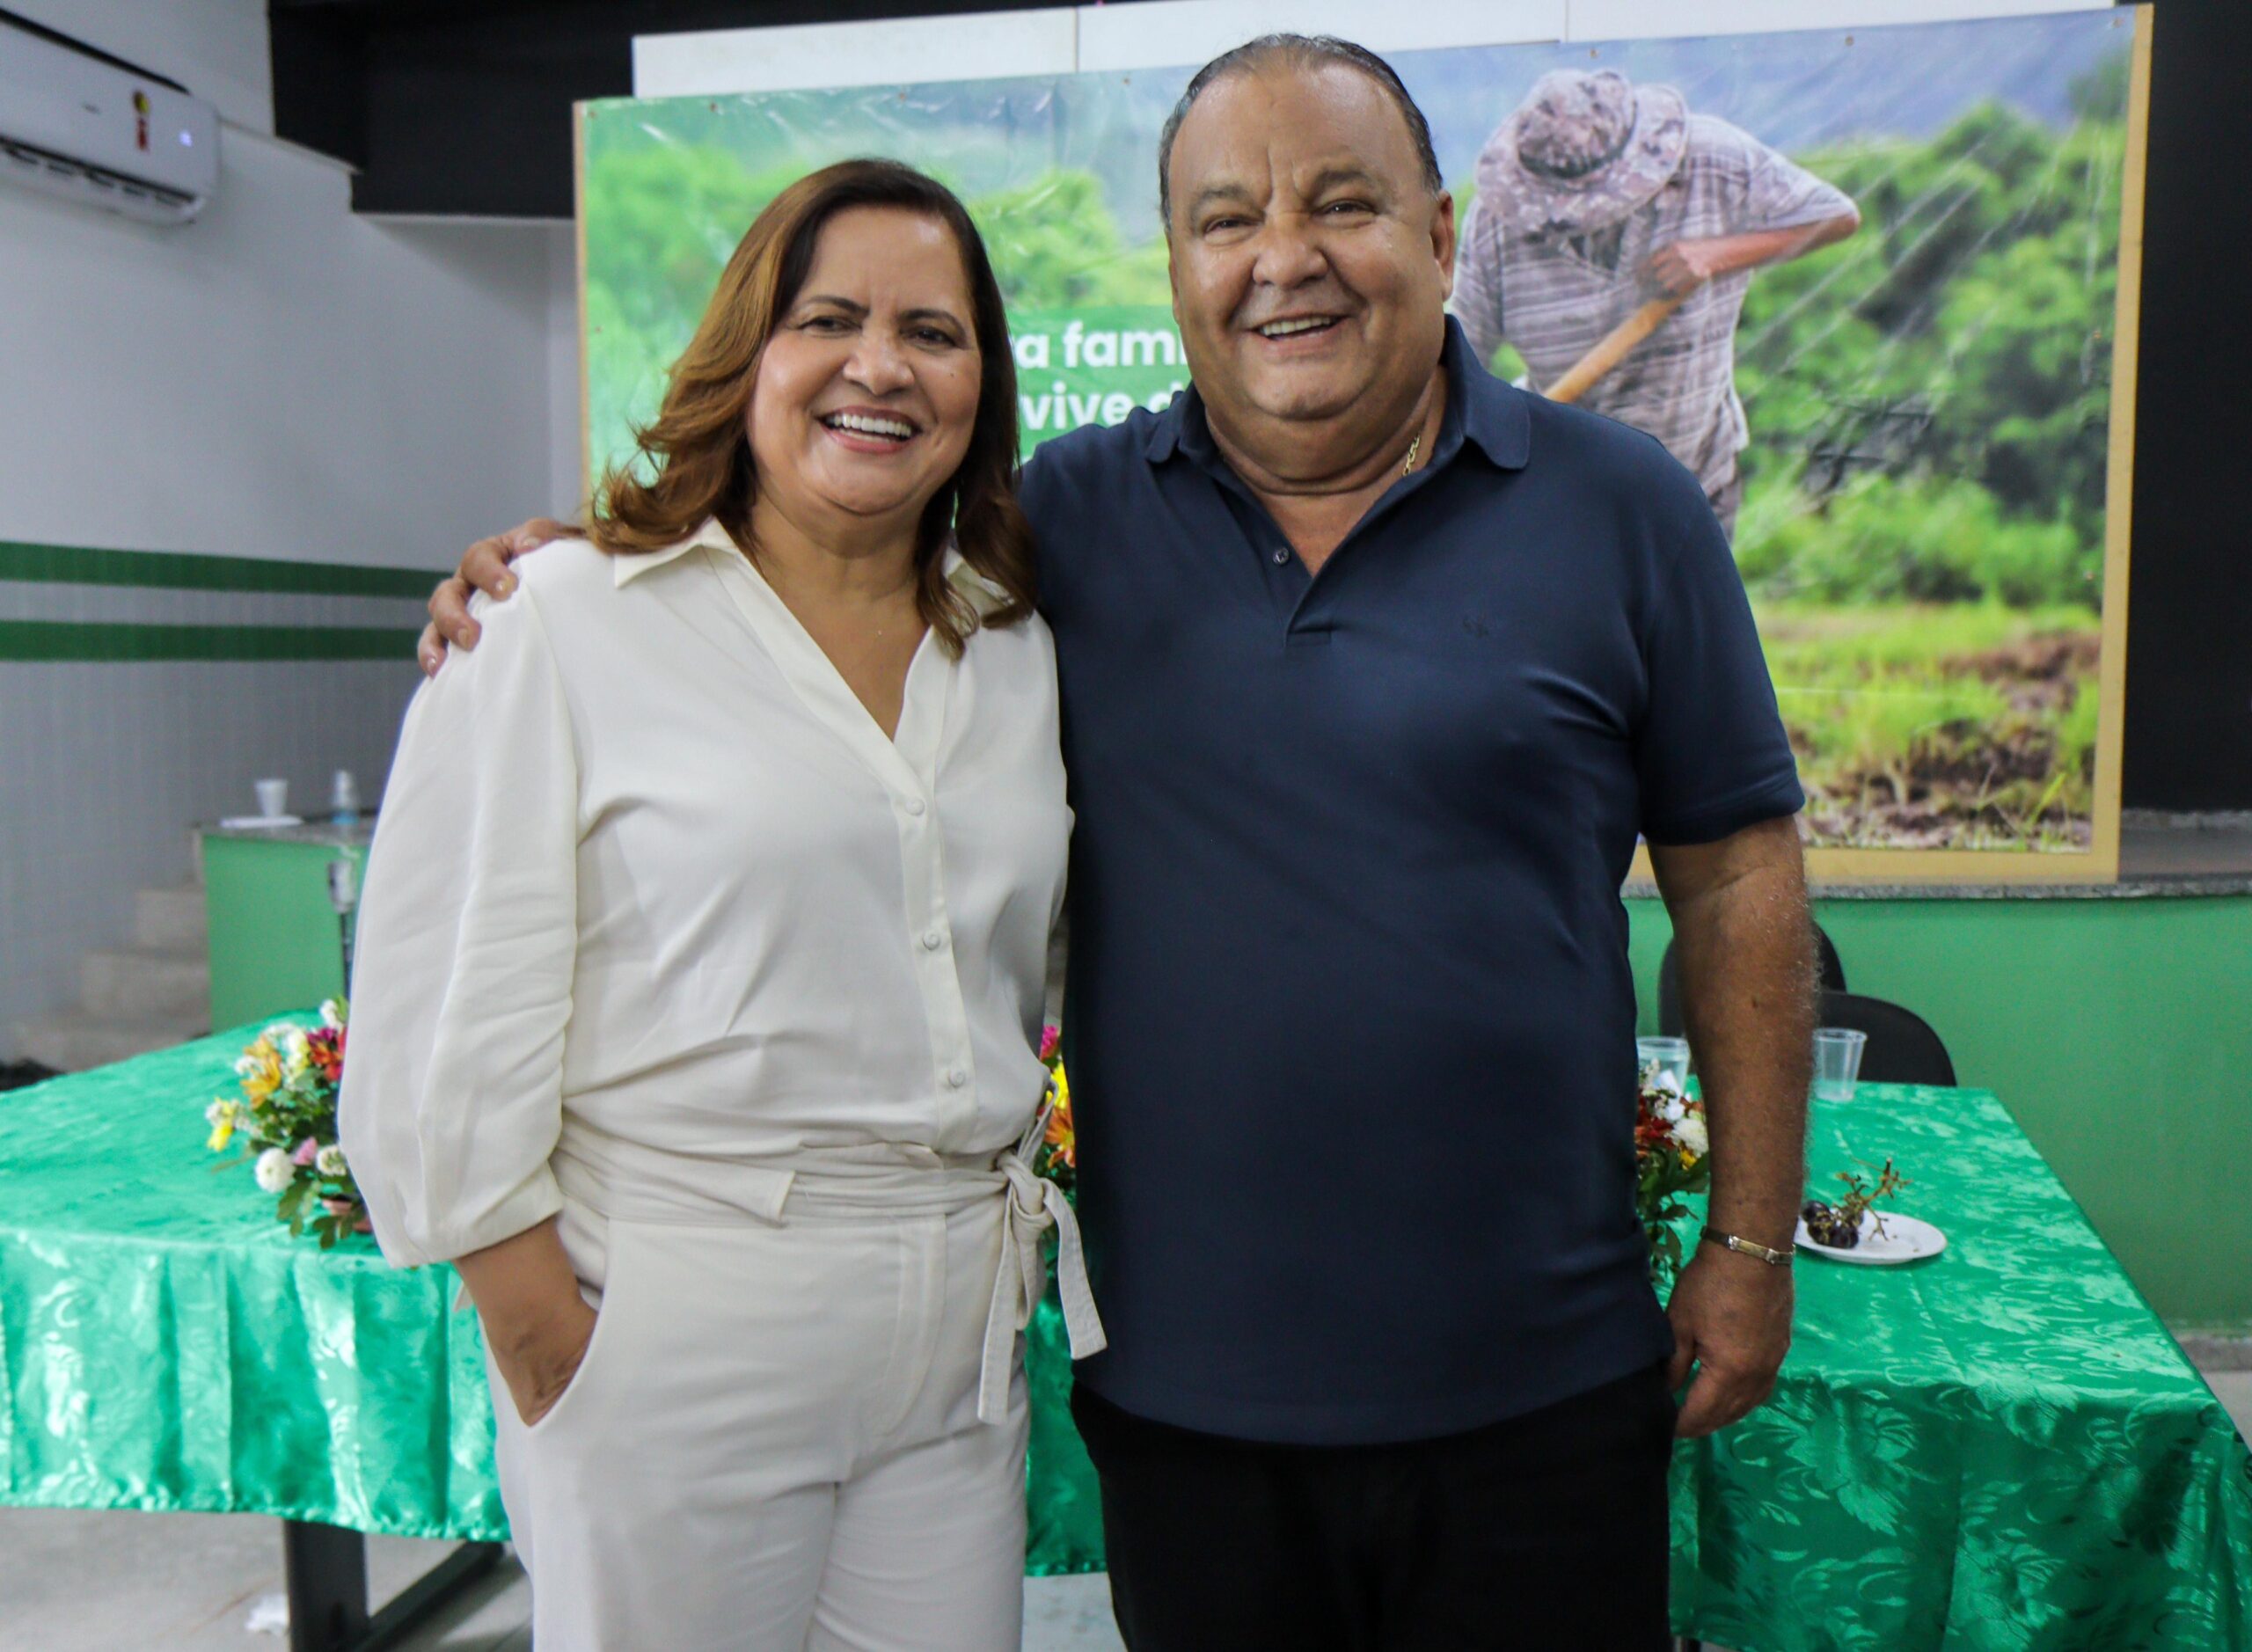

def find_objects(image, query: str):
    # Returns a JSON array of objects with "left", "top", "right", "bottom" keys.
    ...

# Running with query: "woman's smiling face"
[{"left": 747, "top": 205, "right": 984, "bottom": 540}]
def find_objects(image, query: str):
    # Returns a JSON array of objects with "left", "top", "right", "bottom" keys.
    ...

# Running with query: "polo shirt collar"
[
  {"left": 1143, "top": 393, "right": 1192, "bottom": 464},
  {"left": 1141, "top": 315, "right": 1531, "bottom": 473},
  {"left": 1446, "top": 316, "right": 1533, "bottom": 471}
]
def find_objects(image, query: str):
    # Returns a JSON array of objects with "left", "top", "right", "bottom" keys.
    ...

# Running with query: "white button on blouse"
[{"left": 339, "top": 523, "right": 1071, "bottom": 1269}]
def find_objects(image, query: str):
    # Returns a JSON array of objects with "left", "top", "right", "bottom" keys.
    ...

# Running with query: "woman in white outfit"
[{"left": 339, "top": 158, "right": 1102, "bottom": 1651}]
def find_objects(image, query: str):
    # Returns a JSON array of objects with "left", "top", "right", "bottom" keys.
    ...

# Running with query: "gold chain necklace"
[{"left": 1401, "top": 433, "right": 1422, "bottom": 478}]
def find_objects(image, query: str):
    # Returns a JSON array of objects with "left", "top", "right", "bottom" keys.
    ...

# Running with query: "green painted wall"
[
  {"left": 202, "top": 837, "right": 366, "bottom": 1030},
  {"left": 1627, "top": 894, "right": 2252, "bottom": 1331}
]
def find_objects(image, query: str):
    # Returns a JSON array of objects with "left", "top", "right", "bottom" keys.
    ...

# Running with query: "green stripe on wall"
[
  {"left": 0, "top": 622, "right": 422, "bottom": 662},
  {"left": 0, "top": 541, "right": 444, "bottom": 598}
]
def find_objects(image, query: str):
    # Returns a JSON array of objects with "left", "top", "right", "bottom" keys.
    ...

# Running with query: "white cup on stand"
[{"left": 253, "top": 778, "right": 289, "bottom": 820}]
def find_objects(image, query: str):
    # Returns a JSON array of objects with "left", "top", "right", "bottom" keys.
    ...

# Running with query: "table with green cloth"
[{"left": 4, "top": 1021, "right": 2249, "bottom": 1650}]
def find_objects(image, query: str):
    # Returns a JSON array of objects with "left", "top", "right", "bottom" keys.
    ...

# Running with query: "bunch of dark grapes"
[{"left": 1801, "top": 1199, "right": 1860, "bottom": 1248}]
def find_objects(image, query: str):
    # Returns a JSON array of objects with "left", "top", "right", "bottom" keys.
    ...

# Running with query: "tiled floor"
[
  {"left": 0, "top": 1507, "right": 1123, "bottom": 1652},
  {"left": 2211, "top": 1369, "right": 2252, "bottom": 1441},
  {"left": 4, "top": 1365, "right": 2245, "bottom": 1652}
]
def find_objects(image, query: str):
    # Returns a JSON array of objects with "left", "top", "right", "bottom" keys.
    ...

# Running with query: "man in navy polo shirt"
[{"left": 427, "top": 33, "right": 1814, "bottom": 1649}]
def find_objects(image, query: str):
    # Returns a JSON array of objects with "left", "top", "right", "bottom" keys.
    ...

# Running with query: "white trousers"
[{"left": 488, "top": 1184, "right": 1032, "bottom": 1651}]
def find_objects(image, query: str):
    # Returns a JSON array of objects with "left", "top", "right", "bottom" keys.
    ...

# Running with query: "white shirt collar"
[
  {"left": 614, "top": 516, "right": 1008, "bottom": 619},
  {"left": 611, "top": 518, "right": 737, "bottom": 588}
]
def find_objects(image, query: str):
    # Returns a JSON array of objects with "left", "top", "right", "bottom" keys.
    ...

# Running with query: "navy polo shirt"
[{"left": 1018, "top": 318, "right": 1802, "bottom": 1445}]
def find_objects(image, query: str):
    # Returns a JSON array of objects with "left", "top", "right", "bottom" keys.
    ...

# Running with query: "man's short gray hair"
[{"left": 1156, "top": 34, "right": 1445, "bottom": 226}]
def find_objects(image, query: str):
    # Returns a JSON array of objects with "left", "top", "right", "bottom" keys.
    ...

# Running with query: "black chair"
[
  {"left": 1816, "top": 989, "right": 1957, "bottom": 1088},
  {"left": 1658, "top": 922, "right": 1845, "bottom": 1038}
]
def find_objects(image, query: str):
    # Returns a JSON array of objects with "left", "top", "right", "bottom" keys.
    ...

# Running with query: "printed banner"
[{"left": 580, "top": 11, "right": 2143, "bottom": 859}]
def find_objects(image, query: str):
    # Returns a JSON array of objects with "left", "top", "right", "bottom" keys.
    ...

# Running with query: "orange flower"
[
  {"left": 236, "top": 1040, "right": 283, "bottom": 1107},
  {"left": 1043, "top": 1066, "right": 1076, "bottom": 1169}
]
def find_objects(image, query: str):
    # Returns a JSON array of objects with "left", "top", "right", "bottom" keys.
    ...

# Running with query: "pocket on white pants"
[{"left": 523, "top": 1219, "right": 638, "bottom": 1438}]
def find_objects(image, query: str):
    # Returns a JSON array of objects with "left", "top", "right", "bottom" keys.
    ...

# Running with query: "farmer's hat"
[{"left": 1478, "top": 69, "right": 1688, "bottom": 238}]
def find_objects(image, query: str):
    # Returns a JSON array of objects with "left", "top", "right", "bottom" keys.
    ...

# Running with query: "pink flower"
[
  {"left": 1039, "top": 1025, "right": 1061, "bottom": 1063},
  {"left": 292, "top": 1137, "right": 320, "bottom": 1166}
]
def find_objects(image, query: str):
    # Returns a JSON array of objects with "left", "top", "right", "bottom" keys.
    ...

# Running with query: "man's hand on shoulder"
[
  {"left": 1666, "top": 1240, "right": 1794, "bottom": 1437},
  {"left": 418, "top": 517, "right": 581, "bottom": 676}
]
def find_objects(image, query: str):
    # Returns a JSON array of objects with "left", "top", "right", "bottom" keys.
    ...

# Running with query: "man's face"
[{"left": 1165, "top": 64, "right": 1456, "bottom": 457}]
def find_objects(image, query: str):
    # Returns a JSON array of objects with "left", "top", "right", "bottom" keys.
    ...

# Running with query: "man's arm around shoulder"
[{"left": 420, "top": 518, "right": 579, "bottom": 675}]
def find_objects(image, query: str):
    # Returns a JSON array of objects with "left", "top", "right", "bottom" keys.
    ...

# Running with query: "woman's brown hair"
[{"left": 590, "top": 158, "right": 1035, "bottom": 653}]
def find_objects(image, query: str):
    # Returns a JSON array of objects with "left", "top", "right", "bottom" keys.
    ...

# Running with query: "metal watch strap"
[{"left": 1706, "top": 1231, "right": 1795, "bottom": 1266}]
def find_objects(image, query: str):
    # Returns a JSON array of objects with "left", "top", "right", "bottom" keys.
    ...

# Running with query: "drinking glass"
[
  {"left": 1635, "top": 1035, "right": 1691, "bottom": 1091},
  {"left": 1812, "top": 1027, "right": 1868, "bottom": 1102}
]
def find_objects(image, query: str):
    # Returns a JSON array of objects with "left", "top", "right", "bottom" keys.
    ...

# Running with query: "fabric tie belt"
[{"left": 549, "top": 1103, "right": 1105, "bottom": 1427}]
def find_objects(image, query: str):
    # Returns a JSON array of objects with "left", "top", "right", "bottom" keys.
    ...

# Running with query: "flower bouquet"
[
  {"left": 1033, "top": 1024, "right": 1075, "bottom": 1196},
  {"left": 1636, "top": 1061, "right": 1711, "bottom": 1286},
  {"left": 206, "top": 998, "right": 368, "bottom": 1247}
]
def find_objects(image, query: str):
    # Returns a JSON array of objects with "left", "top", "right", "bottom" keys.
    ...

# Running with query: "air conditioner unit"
[{"left": 0, "top": 13, "right": 218, "bottom": 225}]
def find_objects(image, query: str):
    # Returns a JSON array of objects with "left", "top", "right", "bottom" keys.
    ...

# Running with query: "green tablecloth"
[
  {"left": 4, "top": 1022, "right": 2248, "bottom": 1648},
  {"left": 0, "top": 1020, "right": 1101, "bottom": 1561},
  {"left": 1674, "top": 1087, "right": 2252, "bottom": 1650}
]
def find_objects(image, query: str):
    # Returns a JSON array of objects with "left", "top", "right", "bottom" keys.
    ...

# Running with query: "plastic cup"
[
  {"left": 254, "top": 778, "right": 289, "bottom": 819},
  {"left": 1636, "top": 1035, "right": 1691, "bottom": 1091},
  {"left": 1813, "top": 1027, "right": 1868, "bottom": 1102}
]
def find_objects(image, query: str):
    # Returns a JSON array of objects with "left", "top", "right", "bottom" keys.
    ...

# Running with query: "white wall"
[
  {"left": 0, "top": 4, "right": 581, "bottom": 1056},
  {"left": 8, "top": 0, "right": 275, "bottom": 135},
  {"left": 0, "top": 133, "right": 567, "bottom": 567},
  {"left": 548, "top": 223, "right": 586, "bottom": 514}
]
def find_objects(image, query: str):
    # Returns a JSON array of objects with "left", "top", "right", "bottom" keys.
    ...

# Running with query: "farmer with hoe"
[{"left": 1454, "top": 67, "right": 1861, "bottom": 537}]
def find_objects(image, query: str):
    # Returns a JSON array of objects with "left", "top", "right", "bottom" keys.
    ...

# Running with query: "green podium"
[{"left": 200, "top": 823, "right": 369, "bottom": 1028}]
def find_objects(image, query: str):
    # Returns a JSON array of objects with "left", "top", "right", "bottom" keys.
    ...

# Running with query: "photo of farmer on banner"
[{"left": 1453, "top": 69, "right": 1861, "bottom": 537}]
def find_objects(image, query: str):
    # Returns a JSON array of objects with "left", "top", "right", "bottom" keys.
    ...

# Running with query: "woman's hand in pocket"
[
  {"left": 452, "top": 1217, "right": 603, "bottom": 1427},
  {"left": 492, "top": 1293, "right": 599, "bottom": 1426}
]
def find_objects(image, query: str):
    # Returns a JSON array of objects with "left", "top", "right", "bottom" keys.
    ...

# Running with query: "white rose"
[
  {"left": 1658, "top": 1096, "right": 1686, "bottom": 1123},
  {"left": 1676, "top": 1116, "right": 1709, "bottom": 1156},
  {"left": 319, "top": 998, "right": 346, "bottom": 1030},
  {"left": 315, "top": 1144, "right": 348, "bottom": 1178},
  {"left": 254, "top": 1148, "right": 296, "bottom": 1194}
]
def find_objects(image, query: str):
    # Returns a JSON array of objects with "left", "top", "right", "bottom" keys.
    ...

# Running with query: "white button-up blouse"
[{"left": 340, "top": 523, "right": 1071, "bottom": 1269}]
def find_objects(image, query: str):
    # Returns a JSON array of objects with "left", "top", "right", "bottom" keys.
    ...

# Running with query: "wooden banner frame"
[{"left": 1758, "top": 4, "right": 2150, "bottom": 887}]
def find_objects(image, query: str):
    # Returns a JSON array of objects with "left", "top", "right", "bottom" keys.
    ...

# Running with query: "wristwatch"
[{"left": 1704, "top": 1231, "right": 1795, "bottom": 1267}]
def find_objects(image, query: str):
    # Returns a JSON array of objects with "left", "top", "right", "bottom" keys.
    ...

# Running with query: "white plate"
[
  {"left": 1795, "top": 1210, "right": 1947, "bottom": 1266},
  {"left": 217, "top": 815, "right": 305, "bottom": 830}
]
